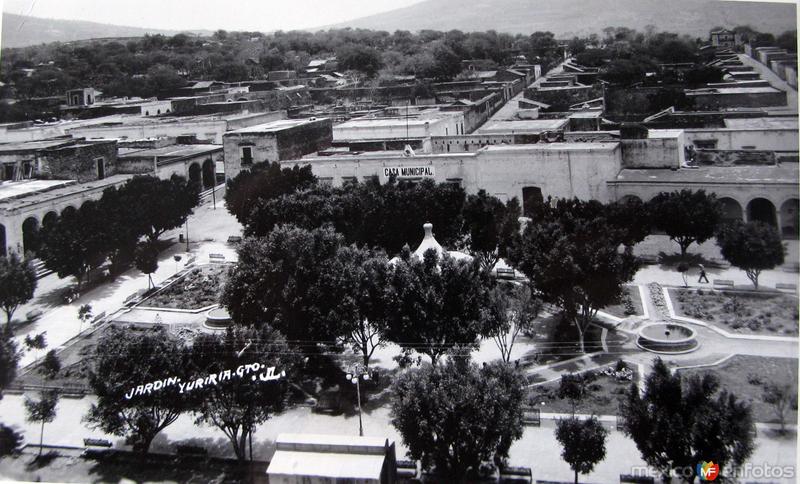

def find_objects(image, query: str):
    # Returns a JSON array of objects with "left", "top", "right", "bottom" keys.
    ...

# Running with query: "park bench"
[
  {"left": 616, "top": 416, "right": 626, "bottom": 431},
  {"left": 90, "top": 311, "right": 107, "bottom": 325},
  {"left": 776, "top": 283, "right": 797, "bottom": 293},
  {"left": 227, "top": 235, "right": 243, "bottom": 244},
  {"left": 620, "top": 474, "right": 654, "bottom": 483},
  {"left": 83, "top": 438, "right": 112, "bottom": 448},
  {"left": 496, "top": 268, "right": 516, "bottom": 280},
  {"left": 522, "top": 406, "right": 541, "bottom": 426},
  {"left": 500, "top": 466, "right": 533, "bottom": 483},
  {"left": 175, "top": 444, "right": 208, "bottom": 457},
  {"left": 713, "top": 279, "right": 734, "bottom": 288},
  {"left": 396, "top": 460, "right": 418, "bottom": 479},
  {"left": 209, "top": 253, "right": 226, "bottom": 262}
]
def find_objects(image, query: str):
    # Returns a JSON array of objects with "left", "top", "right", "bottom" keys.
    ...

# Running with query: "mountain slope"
[
  {"left": 325, "top": 0, "right": 797, "bottom": 37},
  {"left": 1, "top": 13, "right": 207, "bottom": 48}
]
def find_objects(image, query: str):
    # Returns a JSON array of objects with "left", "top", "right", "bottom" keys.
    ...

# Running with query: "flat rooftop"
[
  {"left": 336, "top": 116, "right": 453, "bottom": 129},
  {"left": 0, "top": 175, "right": 133, "bottom": 212},
  {"left": 226, "top": 118, "right": 327, "bottom": 134},
  {"left": 476, "top": 119, "right": 569, "bottom": 134},
  {"left": 723, "top": 117, "right": 799, "bottom": 130},
  {"left": 118, "top": 144, "right": 222, "bottom": 159},
  {"left": 0, "top": 138, "right": 74, "bottom": 153},
  {"left": 0, "top": 179, "right": 75, "bottom": 202},
  {"left": 686, "top": 86, "right": 783, "bottom": 95},
  {"left": 648, "top": 129, "right": 683, "bottom": 139},
  {"left": 481, "top": 142, "right": 619, "bottom": 152},
  {"left": 614, "top": 165, "right": 798, "bottom": 185}
]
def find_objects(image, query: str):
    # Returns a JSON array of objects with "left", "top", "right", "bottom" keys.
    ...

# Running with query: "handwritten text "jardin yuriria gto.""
[{"left": 124, "top": 363, "right": 285, "bottom": 400}]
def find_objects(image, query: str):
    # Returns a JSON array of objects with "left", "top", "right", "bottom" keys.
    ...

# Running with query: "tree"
[
  {"left": 0, "top": 330, "right": 20, "bottom": 396},
  {"left": 24, "top": 332, "right": 46, "bottom": 360},
  {"left": 558, "top": 373, "right": 593, "bottom": 415},
  {"left": 316, "top": 245, "right": 391, "bottom": 366},
  {"left": 39, "top": 202, "right": 109, "bottom": 290},
  {"left": 762, "top": 382, "right": 797, "bottom": 434},
  {"left": 85, "top": 326, "right": 187, "bottom": 454},
  {"left": 222, "top": 225, "right": 343, "bottom": 342},
  {"left": 134, "top": 242, "right": 159, "bottom": 290},
  {"left": 189, "top": 325, "right": 299, "bottom": 461},
  {"left": 336, "top": 43, "right": 384, "bottom": 77},
  {"left": 41, "top": 350, "right": 61, "bottom": 379},
  {"left": 648, "top": 190, "right": 722, "bottom": 258},
  {"left": 555, "top": 416, "right": 608, "bottom": 484},
  {"left": 385, "top": 249, "right": 493, "bottom": 365},
  {"left": 716, "top": 221, "right": 785, "bottom": 289},
  {"left": 463, "top": 191, "right": 521, "bottom": 272},
  {"left": 77, "top": 304, "right": 93, "bottom": 332},
  {"left": 224, "top": 162, "right": 316, "bottom": 225},
  {"left": 484, "top": 283, "right": 541, "bottom": 363},
  {"left": 620, "top": 358, "right": 755, "bottom": 482},
  {"left": 0, "top": 252, "right": 37, "bottom": 329},
  {"left": 25, "top": 389, "right": 59, "bottom": 457},
  {"left": 508, "top": 198, "right": 639, "bottom": 353},
  {"left": 390, "top": 358, "right": 526, "bottom": 480},
  {"left": 114, "top": 176, "right": 199, "bottom": 244}
]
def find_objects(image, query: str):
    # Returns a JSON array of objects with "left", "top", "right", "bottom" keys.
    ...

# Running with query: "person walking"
[{"left": 697, "top": 264, "right": 709, "bottom": 283}]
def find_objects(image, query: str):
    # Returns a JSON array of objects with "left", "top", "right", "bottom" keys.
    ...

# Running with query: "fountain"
[
  {"left": 637, "top": 322, "right": 699, "bottom": 354},
  {"left": 205, "top": 306, "right": 232, "bottom": 329}
]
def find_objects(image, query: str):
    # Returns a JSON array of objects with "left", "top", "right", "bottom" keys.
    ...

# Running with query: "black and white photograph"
[{"left": 0, "top": 0, "right": 797, "bottom": 482}]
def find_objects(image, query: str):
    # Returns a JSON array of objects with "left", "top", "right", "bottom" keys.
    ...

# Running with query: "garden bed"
[
  {"left": 143, "top": 264, "right": 230, "bottom": 310},
  {"left": 602, "top": 285, "right": 644, "bottom": 319},
  {"left": 668, "top": 288, "right": 799, "bottom": 336},
  {"left": 527, "top": 361, "right": 638, "bottom": 416},
  {"left": 678, "top": 355, "right": 798, "bottom": 424}
]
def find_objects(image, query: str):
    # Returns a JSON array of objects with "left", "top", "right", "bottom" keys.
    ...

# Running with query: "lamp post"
[{"left": 346, "top": 364, "right": 371, "bottom": 437}]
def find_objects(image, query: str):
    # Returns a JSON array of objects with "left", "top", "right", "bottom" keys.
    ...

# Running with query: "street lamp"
[{"left": 346, "top": 364, "right": 372, "bottom": 437}]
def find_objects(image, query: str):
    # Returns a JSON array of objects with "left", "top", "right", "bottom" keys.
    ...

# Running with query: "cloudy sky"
[{"left": 1, "top": 0, "right": 426, "bottom": 31}]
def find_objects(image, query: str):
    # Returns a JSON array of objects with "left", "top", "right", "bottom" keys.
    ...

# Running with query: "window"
[
  {"left": 341, "top": 176, "right": 357, "bottom": 185},
  {"left": 3, "top": 164, "right": 15, "bottom": 181},
  {"left": 445, "top": 178, "right": 462, "bottom": 187},
  {"left": 741, "top": 145, "right": 756, "bottom": 150},
  {"left": 241, "top": 147, "right": 253, "bottom": 165},
  {"left": 318, "top": 177, "right": 333, "bottom": 186},
  {"left": 694, "top": 139, "right": 717, "bottom": 149},
  {"left": 22, "top": 162, "right": 33, "bottom": 179}
]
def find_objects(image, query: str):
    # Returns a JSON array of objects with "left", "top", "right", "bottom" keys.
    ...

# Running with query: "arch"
[
  {"left": 42, "top": 211, "right": 58, "bottom": 228},
  {"left": 188, "top": 162, "right": 202, "bottom": 191},
  {"left": 780, "top": 198, "right": 799, "bottom": 239},
  {"left": 0, "top": 223, "right": 5, "bottom": 257},
  {"left": 618, "top": 194, "right": 643, "bottom": 204},
  {"left": 61, "top": 206, "right": 77, "bottom": 218},
  {"left": 201, "top": 158, "right": 215, "bottom": 189},
  {"left": 22, "top": 217, "right": 40, "bottom": 255},
  {"left": 157, "top": 109, "right": 161, "bottom": 115},
  {"left": 718, "top": 197, "right": 743, "bottom": 223},
  {"left": 145, "top": 111, "right": 150, "bottom": 116},
  {"left": 747, "top": 198, "right": 777, "bottom": 227}
]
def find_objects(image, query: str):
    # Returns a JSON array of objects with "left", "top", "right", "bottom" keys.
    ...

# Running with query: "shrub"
[
  {"left": 747, "top": 319, "right": 762, "bottom": 331},
  {"left": 747, "top": 373, "right": 763, "bottom": 385},
  {"left": 615, "top": 359, "right": 628, "bottom": 372}
]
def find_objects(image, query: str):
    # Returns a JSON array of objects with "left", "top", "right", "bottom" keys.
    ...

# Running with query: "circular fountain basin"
[
  {"left": 205, "top": 306, "right": 232, "bottom": 329},
  {"left": 637, "top": 322, "right": 699, "bottom": 354}
]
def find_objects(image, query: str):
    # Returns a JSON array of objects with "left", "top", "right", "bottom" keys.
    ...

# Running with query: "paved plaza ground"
[{"left": 1, "top": 192, "right": 798, "bottom": 482}]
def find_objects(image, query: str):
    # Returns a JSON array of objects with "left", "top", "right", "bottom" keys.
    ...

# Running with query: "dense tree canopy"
[
  {"left": 384, "top": 248, "right": 493, "bottom": 365},
  {"left": 716, "top": 221, "right": 785, "bottom": 289},
  {"left": 620, "top": 359, "right": 755, "bottom": 482},
  {"left": 507, "top": 198, "right": 639, "bottom": 353},
  {"left": 463, "top": 191, "right": 521, "bottom": 271},
  {"left": 86, "top": 326, "right": 187, "bottom": 454},
  {"left": 222, "top": 225, "right": 343, "bottom": 342},
  {"left": 390, "top": 358, "right": 526, "bottom": 480},
  {"left": 246, "top": 178, "right": 467, "bottom": 256},
  {"left": 224, "top": 162, "right": 317, "bottom": 225},
  {"left": 188, "top": 325, "right": 300, "bottom": 461},
  {"left": 649, "top": 189, "right": 722, "bottom": 257}
]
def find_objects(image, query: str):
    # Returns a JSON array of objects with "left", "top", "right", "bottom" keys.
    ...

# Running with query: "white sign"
[{"left": 383, "top": 166, "right": 435, "bottom": 178}]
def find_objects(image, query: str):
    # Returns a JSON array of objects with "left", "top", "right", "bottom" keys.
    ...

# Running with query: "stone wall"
[{"left": 39, "top": 140, "right": 118, "bottom": 182}]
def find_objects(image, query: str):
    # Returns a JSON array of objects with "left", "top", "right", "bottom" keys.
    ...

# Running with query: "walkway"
[{"left": 8, "top": 199, "right": 242, "bottom": 367}]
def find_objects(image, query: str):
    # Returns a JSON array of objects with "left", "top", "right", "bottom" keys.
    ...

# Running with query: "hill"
[
  {"left": 325, "top": 0, "right": 797, "bottom": 37},
  {"left": 1, "top": 13, "right": 208, "bottom": 48}
]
